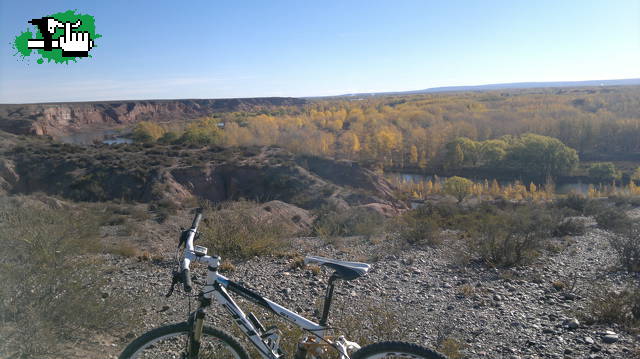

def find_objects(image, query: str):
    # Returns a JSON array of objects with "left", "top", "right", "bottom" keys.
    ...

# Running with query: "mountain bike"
[{"left": 119, "top": 210, "right": 447, "bottom": 359}]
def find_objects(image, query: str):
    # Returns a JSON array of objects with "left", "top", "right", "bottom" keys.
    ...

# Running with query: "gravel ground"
[{"left": 92, "top": 217, "right": 640, "bottom": 359}]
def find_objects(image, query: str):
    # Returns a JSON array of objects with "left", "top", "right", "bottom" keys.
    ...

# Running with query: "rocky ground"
[{"left": 86, "top": 213, "right": 640, "bottom": 359}]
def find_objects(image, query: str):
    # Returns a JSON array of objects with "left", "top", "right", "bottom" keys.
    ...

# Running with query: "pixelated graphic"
[{"left": 12, "top": 10, "right": 101, "bottom": 64}]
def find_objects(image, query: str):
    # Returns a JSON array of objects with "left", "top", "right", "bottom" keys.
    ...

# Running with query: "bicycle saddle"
[{"left": 304, "top": 256, "right": 371, "bottom": 281}]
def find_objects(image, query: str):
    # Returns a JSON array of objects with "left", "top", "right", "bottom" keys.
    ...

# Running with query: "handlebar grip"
[
  {"left": 182, "top": 269, "right": 193, "bottom": 292},
  {"left": 191, "top": 211, "right": 202, "bottom": 230}
]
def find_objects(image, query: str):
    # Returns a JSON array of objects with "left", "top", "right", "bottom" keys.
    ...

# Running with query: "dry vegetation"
[{"left": 0, "top": 197, "right": 141, "bottom": 358}]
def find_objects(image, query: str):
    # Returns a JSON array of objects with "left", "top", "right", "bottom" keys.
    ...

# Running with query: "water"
[
  {"left": 387, "top": 172, "right": 593, "bottom": 195},
  {"left": 102, "top": 137, "right": 133, "bottom": 145},
  {"left": 58, "top": 129, "right": 131, "bottom": 145}
]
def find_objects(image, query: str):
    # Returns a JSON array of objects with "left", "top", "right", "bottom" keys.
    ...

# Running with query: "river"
[{"left": 386, "top": 172, "right": 594, "bottom": 195}]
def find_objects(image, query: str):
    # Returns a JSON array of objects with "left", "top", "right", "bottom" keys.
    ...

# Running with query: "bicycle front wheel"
[
  {"left": 352, "top": 341, "right": 448, "bottom": 359},
  {"left": 119, "top": 322, "right": 249, "bottom": 359}
]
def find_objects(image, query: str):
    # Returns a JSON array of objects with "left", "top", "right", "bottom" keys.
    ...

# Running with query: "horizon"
[
  {"left": 1, "top": 1, "right": 639, "bottom": 103},
  {"left": 0, "top": 77, "right": 639, "bottom": 105}
]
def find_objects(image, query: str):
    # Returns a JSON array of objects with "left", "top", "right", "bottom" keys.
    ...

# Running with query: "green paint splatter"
[
  {"left": 12, "top": 10, "right": 101, "bottom": 64},
  {"left": 13, "top": 30, "right": 32, "bottom": 58}
]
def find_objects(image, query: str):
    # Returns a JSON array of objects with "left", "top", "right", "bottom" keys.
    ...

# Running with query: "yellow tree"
[
  {"left": 338, "top": 132, "right": 361, "bottom": 159},
  {"left": 410, "top": 145, "right": 419, "bottom": 165},
  {"left": 419, "top": 150, "right": 428, "bottom": 169},
  {"left": 132, "top": 121, "right": 165, "bottom": 142},
  {"left": 444, "top": 176, "right": 474, "bottom": 203}
]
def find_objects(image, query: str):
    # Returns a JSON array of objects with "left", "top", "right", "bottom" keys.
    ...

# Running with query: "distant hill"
[{"left": 338, "top": 78, "right": 640, "bottom": 97}]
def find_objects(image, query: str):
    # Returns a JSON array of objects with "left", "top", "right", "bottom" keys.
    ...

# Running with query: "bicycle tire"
[
  {"left": 352, "top": 341, "right": 448, "bottom": 359},
  {"left": 119, "top": 322, "right": 250, "bottom": 359}
]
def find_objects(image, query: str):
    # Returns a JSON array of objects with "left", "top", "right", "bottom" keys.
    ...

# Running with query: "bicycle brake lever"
[{"left": 165, "top": 270, "right": 181, "bottom": 297}]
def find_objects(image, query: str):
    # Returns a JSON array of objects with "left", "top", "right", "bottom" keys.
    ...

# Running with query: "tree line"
[{"left": 130, "top": 86, "right": 640, "bottom": 176}]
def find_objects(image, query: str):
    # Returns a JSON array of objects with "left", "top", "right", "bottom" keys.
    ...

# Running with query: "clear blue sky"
[{"left": 0, "top": 0, "right": 638, "bottom": 103}]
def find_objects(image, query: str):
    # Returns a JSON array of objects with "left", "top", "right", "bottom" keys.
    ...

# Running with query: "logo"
[{"left": 13, "top": 10, "right": 100, "bottom": 64}]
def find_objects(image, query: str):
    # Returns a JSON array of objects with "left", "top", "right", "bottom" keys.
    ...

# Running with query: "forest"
[{"left": 130, "top": 85, "right": 640, "bottom": 180}]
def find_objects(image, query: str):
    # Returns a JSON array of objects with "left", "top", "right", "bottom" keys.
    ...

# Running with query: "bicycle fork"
[{"left": 187, "top": 307, "right": 206, "bottom": 359}]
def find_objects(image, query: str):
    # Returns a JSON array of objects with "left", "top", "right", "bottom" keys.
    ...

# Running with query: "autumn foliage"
[{"left": 130, "top": 86, "right": 639, "bottom": 175}]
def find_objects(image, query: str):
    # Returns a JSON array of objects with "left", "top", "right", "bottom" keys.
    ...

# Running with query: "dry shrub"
[
  {"left": 609, "top": 226, "right": 640, "bottom": 272},
  {"left": 595, "top": 208, "right": 632, "bottom": 232},
  {"left": 202, "top": 200, "right": 289, "bottom": 260},
  {"left": 330, "top": 296, "right": 402, "bottom": 345},
  {"left": 582, "top": 284, "right": 640, "bottom": 330},
  {"left": 437, "top": 338, "right": 464, "bottom": 359},
  {"left": 313, "top": 205, "right": 386, "bottom": 238},
  {"left": 0, "top": 197, "right": 139, "bottom": 358},
  {"left": 387, "top": 210, "right": 441, "bottom": 247},
  {"left": 466, "top": 204, "right": 559, "bottom": 267}
]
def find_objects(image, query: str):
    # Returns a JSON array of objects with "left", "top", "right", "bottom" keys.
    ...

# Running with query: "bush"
[
  {"left": 583, "top": 285, "right": 640, "bottom": 330},
  {"left": 313, "top": 205, "right": 386, "bottom": 238},
  {"left": 149, "top": 199, "right": 179, "bottom": 223},
  {"left": 555, "top": 193, "right": 604, "bottom": 216},
  {"left": 0, "top": 198, "right": 138, "bottom": 357},
  {"left": 202, "top": 201, "right": 288, "bottom": 260},
  {"left": 609, "top": 226, "right": 640, "bottom": 272},
  {"left": 555, "top": 193, "right": 589, "bottom": 213},
  {"left": 466, "top": 204, "right": 559, "bottom": 267},
  {"left": 595, "top": 208, "right": 632, "bottom": 232},
  {"left": 553, "top": 217, "right": 587, "bottom": 236},
  {"left": 389, "top": 212, "right": 440, "bottom": 246}
]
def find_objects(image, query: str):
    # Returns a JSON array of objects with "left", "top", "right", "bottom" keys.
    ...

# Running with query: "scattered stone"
[
  {"left": 563, "top": 318, "right": 579, "bottom": 329},
  {"left": 602, "top": 334, "right": 619, "bottom": 344}
]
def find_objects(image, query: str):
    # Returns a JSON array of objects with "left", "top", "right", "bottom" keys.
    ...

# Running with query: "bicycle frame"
[{"left": 190, "top": 253, "right": 352, "bottom": 359}]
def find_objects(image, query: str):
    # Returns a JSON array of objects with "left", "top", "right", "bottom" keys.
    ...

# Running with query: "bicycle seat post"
[{"left": 319, "top": 273, "right": 339, "bottom": 327}]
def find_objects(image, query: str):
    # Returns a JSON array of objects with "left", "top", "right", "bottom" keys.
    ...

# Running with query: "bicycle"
[{"left": 119, "top": 209, "right": 447, "bottom": 359}]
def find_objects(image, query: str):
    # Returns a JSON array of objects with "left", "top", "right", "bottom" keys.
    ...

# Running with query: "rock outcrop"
[{"left": 0, "top": 97, "right": 307, "bottom": 138}]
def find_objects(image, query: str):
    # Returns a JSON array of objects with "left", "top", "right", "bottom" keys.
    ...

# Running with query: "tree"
[
  {"left": 504, "top": 134, "right": 578, "bottom": 178},
  {"left": 445, "top": 137, "right": 480, "bottom": 166},
  {"left": 588, "top": 162, "right": 620, "bottom": 183},
  {"left": 338, "top": 132, "right": 360, "bottom": 158},
  {"left": 179, "top": 117, "right": 223, "bottom": 146},
  {"left": 444, "top": 176, "right": 474, "bottom": 203},
  {"left": 480, "top": 139, "right": 508, "bottom": 167},
  {"left": 132, "top": 121, "right": 165, "bottom": 142},
  {"left": 445, "top": 144, "right": 464, "bottom": 170},
  {"left": 158, "top": 131, "right": 180, "bottom": 144},
  {"left": 409, "top": 145, "right": 418, "bottom": 165}
]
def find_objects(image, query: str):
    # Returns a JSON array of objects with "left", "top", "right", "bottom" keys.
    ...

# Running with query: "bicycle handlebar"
[{"left": 179, "top": 209, "right": 203, "bottom": 292}]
